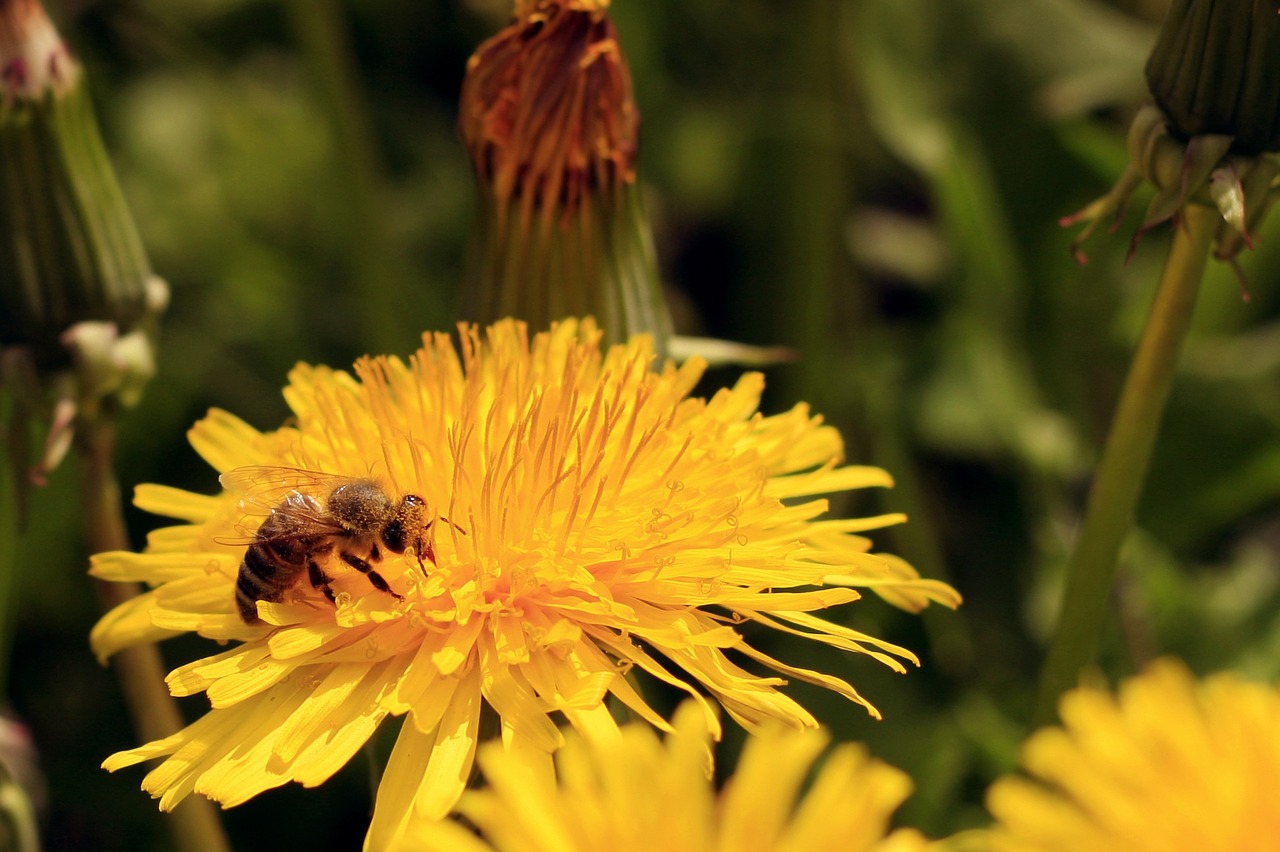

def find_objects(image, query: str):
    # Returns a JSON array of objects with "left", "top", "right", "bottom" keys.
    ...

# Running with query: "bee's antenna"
[{"left": 439, "top": 515, "right": 468, "bottom": 536}]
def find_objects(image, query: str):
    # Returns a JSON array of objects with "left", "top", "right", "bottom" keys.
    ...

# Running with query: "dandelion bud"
[
  {"left": 1062, "top": 0, "right": 1280, "bottom": 270},
  {"left": 457, "top": 0, "right": 674, "bottom": 356},
  {"left": 0, "top": 0, "right": 165, "bottom": 479},
  {"left": 1145, "top": 0, "right": 1280, "bottom": 154}
]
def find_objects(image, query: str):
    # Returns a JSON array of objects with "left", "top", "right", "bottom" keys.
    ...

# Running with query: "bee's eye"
[{"left": 383, "top": 520, "right": 407, "bottom": 553}]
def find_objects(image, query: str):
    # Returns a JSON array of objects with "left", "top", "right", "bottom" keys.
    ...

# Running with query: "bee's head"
[{"left": 383, "top": 494, "right": 431, "bottom": 556}]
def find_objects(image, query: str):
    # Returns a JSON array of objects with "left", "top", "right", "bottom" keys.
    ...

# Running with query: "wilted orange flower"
[
  {"left": 456, "top": 0, "right": 676, "bottom": 356},
  {"left": 459, "top": 0, "right": 634, "bottom": 236}
]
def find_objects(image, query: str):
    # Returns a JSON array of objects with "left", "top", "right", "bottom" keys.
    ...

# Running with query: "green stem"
[
  {"left": 78, "top": 419, "right": 231, "bottom": 852},
  {"left": 1031, "top": 205, "right": 1215, "bottom": 728},
  {"left": 282, "top": 0, "right": 411, "bottom": 352},
  {"left": 774, "top": 0, "right": 844, "bottom": 405},
  {"left": 0, "top": 441, "right": 16, "bottom": 702}
]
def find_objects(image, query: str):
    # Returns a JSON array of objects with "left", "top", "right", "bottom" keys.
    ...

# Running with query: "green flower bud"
[
  {"left": 0, "top": 0, "right": 166, "bottom": 482},
  {"left": 1063, "top": 1, "right": 1280, "bottom": 273},
  {"left": 1145, "top": 0, "right": 1280, "bottom": 154}
]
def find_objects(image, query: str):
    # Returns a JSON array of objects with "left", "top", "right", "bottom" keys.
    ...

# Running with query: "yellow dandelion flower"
[
  {"left": 90, "top": 318, "right": 959, "bottom": 844},
  {"left": 987, "top": 658, "right": 1280, "bottom": 851},
  {"left": 403, "top": 701, "right": 930, "bottom": 852}
]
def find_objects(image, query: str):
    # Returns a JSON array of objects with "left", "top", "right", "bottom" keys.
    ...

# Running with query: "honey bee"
[{"left": 220, "top": 466, "right": 442, "bottom": 624}]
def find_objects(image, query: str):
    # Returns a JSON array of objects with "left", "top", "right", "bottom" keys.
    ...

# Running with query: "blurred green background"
[{"left": 7, "top": 0, "right": 1280, "bottom": 848}]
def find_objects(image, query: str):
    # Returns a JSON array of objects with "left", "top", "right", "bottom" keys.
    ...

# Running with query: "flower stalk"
[
  {"left": 79, "top": 418, "right": 231, "bottom": 852},
  {"left": 1033, "top": 203, "right": 1214, "bottom": 728},
  {"left": 1038, "top": 0, "right": 1280, "bottom": 726}
]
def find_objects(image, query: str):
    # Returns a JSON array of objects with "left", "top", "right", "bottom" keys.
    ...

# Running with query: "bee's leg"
[
  {"left": 308, "top": 558, "right": 337, "bottom": 605},
  {"left": 416, "top": 516, "right": 464, "bottom": 573},
  {"left": 341, "top": 552, "right": 405, "bottom": 601},
  {"left": 413, "top": 519, "right": 437, "bottom": 573}
]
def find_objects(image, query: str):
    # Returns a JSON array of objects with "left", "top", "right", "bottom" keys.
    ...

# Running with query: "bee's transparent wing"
[
  {"left": 215, "top": 465, "right": 352, "bottom": 545},
  {"left": 218, "top": 465, "right": 359, "bottom": 504}
]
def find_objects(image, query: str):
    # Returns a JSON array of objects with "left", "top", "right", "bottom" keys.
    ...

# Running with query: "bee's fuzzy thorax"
[{"left": 326, "top": 480, "right": 394, "bottom": 535}]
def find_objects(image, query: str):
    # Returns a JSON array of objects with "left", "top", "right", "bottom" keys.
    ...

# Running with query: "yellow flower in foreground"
[
  {"left": 89, "top": 318, "right": 959, "bottom": 845},
  {"left": 405, "top": 701, "right": 929, "bottom": 852},
  {"left": 986, "top": 658, "right": 1280, "bottom": 851}
]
